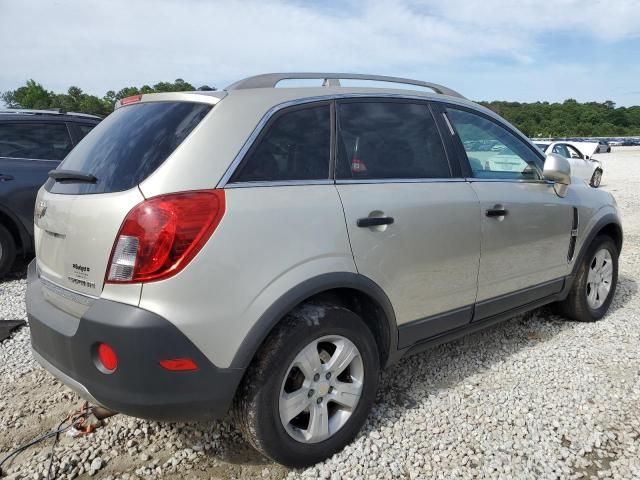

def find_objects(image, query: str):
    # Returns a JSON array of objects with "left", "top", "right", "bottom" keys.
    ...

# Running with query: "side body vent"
[{"left": 567, "top": 207, "right": 579, "bottom": 262}]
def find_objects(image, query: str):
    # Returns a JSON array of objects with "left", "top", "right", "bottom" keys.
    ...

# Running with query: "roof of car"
[
  {"left": 0, "top": 109, "right": 102, "bottom": 122},
  {"left": 117, "top": 73, "right": 500, "bottom": 120},
  {"left": 112, "top": 73, "right": 531, "bottom": 145},
  {"left": 226, "top": 72, "right": 465, "bottom": 96}
]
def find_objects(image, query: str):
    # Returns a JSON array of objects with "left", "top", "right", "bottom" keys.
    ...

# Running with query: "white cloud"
[
  {"left": 0, "top": 0, "right": 638, "bottom": 104},
  {"left": 423, "top": 0, "right": 640, "bottom": 42}
]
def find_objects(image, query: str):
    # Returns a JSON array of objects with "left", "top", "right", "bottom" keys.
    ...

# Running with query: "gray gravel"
[{"left": 1, "top": 147, "right": 639, "bottom": 479}]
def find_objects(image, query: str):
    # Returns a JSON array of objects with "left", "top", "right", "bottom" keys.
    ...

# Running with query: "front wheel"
[
  {"left": 234, "top": 304, "right": 380, "bottom": 467},
  {"left": 590, "top": 169, "right": 603, "bottom": 188},
  {"left": 557, "top": 235, "right": 618, "bottom": 321}
]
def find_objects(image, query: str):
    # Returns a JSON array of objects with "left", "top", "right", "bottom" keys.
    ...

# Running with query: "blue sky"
[{"left": 1, "top": 0, "right": 639, "bottom": 105}]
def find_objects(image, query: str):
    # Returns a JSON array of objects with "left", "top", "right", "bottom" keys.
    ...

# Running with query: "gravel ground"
[{"left": 1, "top": 147, "right": 639, "bottom": 480}]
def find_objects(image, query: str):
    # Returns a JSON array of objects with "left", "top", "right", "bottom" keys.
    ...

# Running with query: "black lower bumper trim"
[{"left": 27, "top": 264, "right": 243, "bottom": 422}]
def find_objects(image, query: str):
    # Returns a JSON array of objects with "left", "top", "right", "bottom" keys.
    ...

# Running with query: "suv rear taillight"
[{"left": 106, "top": 190, "right": 225, "bottom": 283}]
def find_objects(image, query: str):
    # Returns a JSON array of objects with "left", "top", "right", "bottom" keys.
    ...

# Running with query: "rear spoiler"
[{"left": 115, "top": 91, "right": 227, "bottom": 110}]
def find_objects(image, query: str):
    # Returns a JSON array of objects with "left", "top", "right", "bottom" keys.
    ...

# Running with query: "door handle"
[
  {"left": 486, "top": 208, "right": 508, "bottom": 218},
  {"left": 0, "top": 174, "right": 14, "bottom": 181},
  {"left": 357, "top": 216, "right": 394, "bottom": 228}
]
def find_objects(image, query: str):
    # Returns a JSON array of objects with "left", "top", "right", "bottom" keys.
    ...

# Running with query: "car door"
[
  {"left": 551, "top": 143, "right": 583, "bottom": 178},
  {"left": 564, "top": 143, "right": 592, "bottom": 179},
  {"left": 335, "top": 100, "right": 481, "bottom": 347},
  {"left": 444, "top": 107, "right": 574, "bottom": 320},
  {"left": 0, "top": 121, "right": 73, "bottom": 238}
]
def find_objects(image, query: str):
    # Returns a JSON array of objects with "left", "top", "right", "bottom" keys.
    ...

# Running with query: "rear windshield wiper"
[{"left": 48, "top": 169, "right": 98, "bottom": 184}]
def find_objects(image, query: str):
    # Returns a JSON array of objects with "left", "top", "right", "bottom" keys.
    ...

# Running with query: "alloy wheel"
[
  {"left": 279, "top": 335, "right": 364, "bottom": 444},
  {"left": 586, "top": 248, "right": 613, "bottom": 309}
]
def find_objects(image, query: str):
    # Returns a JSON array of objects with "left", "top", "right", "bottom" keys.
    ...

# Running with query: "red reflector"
[
  {"left": 97, "top": 343, "right": 118, "bottom": 371},
  {"left": 121, "top": 94, "right": 142, "bottom": 105},
  {"left": 106, "top": 190, "right": 225, "bottom": 284},
  {"left": 160, "top": 358, "right": 198, "bottom": 371}
]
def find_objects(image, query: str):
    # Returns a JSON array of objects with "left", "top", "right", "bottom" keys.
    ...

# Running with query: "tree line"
[
  {"left": 1, "top": 79, "right": 215, "bottom": 118},
  {"left": 479, "top": 99, "right": 640, "bottom": 137},
  {"left": 2, "top": 80, "right": 639, "bottom": 137}
]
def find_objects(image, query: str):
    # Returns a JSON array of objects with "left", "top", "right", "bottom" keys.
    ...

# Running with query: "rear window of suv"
[{"left": 46, "top": 102, "right": 212, "bottom": 194}]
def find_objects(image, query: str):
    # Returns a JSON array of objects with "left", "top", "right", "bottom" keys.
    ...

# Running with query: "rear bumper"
[{"left": 26, "top": 261, "right": 244, "bottom": 421}]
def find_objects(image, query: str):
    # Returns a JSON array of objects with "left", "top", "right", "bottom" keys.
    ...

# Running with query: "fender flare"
[
  {"left": 571, "top": 212, "right": 622, "bottom": 278},
  {"left": 229, "top": 272, "right": 398, "bottom": 369}
]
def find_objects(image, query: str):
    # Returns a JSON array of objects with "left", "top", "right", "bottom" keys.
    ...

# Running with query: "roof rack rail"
[
  {"left": 0, "top": 109, "right": 103, "bottom": 119},
  {"left": 225, "top": 73, "right": 465, "bottom": 99}
]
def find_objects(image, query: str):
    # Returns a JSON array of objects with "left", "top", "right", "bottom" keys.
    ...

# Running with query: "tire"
[
  {"left": 0, "top": 224, "right": 16, "bottom": 278},
  {"left": 557, "top": 235, "right": 618, "bottom": 322},
  {"left": 590, "top": 169, "right": 602, "bottom": 188},
  {"left": 233, "top": 304, "right": 380, "bottom": 467}
]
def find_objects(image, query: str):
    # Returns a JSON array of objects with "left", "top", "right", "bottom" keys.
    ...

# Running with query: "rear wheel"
[
  {"left": 234, "top": 304, "right": 379, "bottom": 467},
  {"left": 0, "top": 224, "right": 16, "bottom": 278},
  {"left": 590, "top": 169, "right": 602, "bottom": 188},
  {"left": 558, "top": 235, "right": 618, "bottom": 322}
]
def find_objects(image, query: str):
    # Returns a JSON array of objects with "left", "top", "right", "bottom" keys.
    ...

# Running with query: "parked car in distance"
[
  {"left": 597, "top": 140, "right": 611, "bottom": 153},
  {"left": 27, "top": 73, "right": 622, "bottom": 467},
  {"left": 535, "top": 141, "right": 604, "bottom": 187},
  {"left": 0, "top": 109, "right": 101, "bottom": 276}
]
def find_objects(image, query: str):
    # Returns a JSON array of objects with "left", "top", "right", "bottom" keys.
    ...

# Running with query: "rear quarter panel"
[{"left": 138, "top": 185, "right": 356, "bottom": 368}]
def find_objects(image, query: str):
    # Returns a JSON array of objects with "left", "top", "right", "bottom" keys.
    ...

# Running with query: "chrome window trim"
[
  {"left": 217, "top": 93, "right": 477, "bottom": 188},
  {"left": 464, "top": 178, "right": 555, "bottom": 185},
  {"left": 0, "top": 155, "right": 59, "bottom": 162},
  {"left": 336, "top": 178, "right": 466, "bottom": 185},
  {"left": 225, "top": 179, "right": 334, "bottom": 189},
  {"left": 442, "top": 112, "right": 456, "bottom": 136}
]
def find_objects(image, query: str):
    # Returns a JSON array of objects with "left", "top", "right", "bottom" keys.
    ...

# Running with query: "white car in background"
[{"left": 535, "top": 141, "right": 603, "bottom": 187}]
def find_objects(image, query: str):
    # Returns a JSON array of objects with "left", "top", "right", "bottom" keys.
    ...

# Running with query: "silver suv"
[{"left": 27, "top": 73, "right": 622, "bottom": 467}]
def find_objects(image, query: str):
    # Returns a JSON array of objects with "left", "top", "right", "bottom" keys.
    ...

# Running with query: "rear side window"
[
  {"left": 336, "top": 102, "right": 450, "bottom": 180},
  {"left": 0, "top": 122, "right": 72, "bottom": 160},
  {"left": 231, "top": 104, "right": 330, "bottom": 183},
  {"left": 47, "top": 102, "right": 211, "bottom": 194},
  {"left": 76, "top": 124, "right": 96, "bottom": 140}
]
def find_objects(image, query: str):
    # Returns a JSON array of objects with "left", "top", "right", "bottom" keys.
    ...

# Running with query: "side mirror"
[{"left": 544, "top": 153, "right": 571, "bottom": 197}]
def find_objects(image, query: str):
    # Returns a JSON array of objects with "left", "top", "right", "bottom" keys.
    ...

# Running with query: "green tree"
[{"left": 1, "top": 80, "right": 53, "bottom": 109}]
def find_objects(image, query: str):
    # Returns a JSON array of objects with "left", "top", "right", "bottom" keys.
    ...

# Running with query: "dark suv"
[{"left": 0, "top": 109, "right": 100, "bottom": 275}]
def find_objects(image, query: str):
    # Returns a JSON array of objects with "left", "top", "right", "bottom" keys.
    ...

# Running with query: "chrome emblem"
[{"left": 35, "top": 200, "right": 47, "bottom": 219}]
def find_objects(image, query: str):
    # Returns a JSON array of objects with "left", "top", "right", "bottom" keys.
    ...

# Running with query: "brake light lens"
[
  {"left": 120, "top": 94, "right": 142, "bottom": 105},
  {"left": 106, "top": 190, "right": 225, "bottom": 283}
]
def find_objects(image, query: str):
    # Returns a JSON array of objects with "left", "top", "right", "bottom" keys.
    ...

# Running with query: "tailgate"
[
  {"left": 32, "top": 98, "right": 216, "bottom": 315},
  {"left": 34, "top": 187, "right": 144, "bottom": 298}
]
